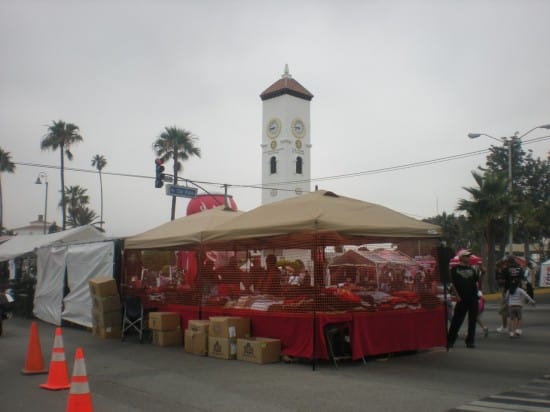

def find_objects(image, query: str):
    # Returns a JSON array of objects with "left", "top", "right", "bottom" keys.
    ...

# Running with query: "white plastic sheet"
[
  {"left": 33, "top": 240, "right": 116, "bottom": 327},
  {"left": 62, "top": 242, "right": 114, "bottom": 327},
  {"left": 34, "top": 246, "right": 66, "bottom": 325}
]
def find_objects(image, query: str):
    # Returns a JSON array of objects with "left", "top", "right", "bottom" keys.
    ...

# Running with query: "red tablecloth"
[
  {"left": 351, "top": 307, "right": 447, "bottom": 359},
  {"left": 157, "top": 304, "right": 446, "bottom": 360}
]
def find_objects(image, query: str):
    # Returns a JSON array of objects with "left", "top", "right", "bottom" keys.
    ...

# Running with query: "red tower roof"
[{"left": 260, "top": 65, "right": 314, "bottom": 101}]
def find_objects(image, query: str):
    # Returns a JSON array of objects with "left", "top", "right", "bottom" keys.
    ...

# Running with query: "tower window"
[
  {"left": 270, "top": 156, "right": 277, "bottom": 174},
  {"left": 296, "top": 156, "right": 303, "bottom": 174}
]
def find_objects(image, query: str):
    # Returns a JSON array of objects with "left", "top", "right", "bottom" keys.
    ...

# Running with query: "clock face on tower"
[
  {"left": 266, "top": 118, "right": 281, "bottom": 138},
  {"left": 291, "top": 118, "right": 306, "bottom": 138}
]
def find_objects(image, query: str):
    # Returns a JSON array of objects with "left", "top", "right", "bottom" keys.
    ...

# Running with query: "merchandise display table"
[
  {"left": 351, "top": 307, "right": 447, "bottom": 359},
  {"left": 157, "top": 304, "right": 446, "bottom": 360}
]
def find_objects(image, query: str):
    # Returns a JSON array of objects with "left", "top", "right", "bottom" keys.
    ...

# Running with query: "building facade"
[{"left": 13, "top": 214, "right": 49, "bottom": 235}]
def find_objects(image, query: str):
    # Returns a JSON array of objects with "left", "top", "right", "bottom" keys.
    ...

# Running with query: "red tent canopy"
[
  {"left": 449, "top": 249, "right": 482, "bottom": 267},
  {"left": 497, "top": 255, "right": 527, "bottom": 268}
]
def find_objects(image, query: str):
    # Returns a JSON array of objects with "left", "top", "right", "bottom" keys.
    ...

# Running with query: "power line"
[{"left": 13, "top": 135, "right": 549, "bottom": 192}]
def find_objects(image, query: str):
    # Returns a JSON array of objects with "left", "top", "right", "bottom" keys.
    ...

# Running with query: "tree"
[
  {"left": 91, "top": 154, "right": 107, "bottom": 230},
  {"left": 40, "top": 121, "right": 83, "bottom": 230},
  {"left": 424, "top": 212, "right": 471, "bottom": 251},
  {"left": 0, "top": 148, "right": 16, "bottom": 234},
  {"left": 60, "top": 185, "right": 98, "bottom": 228},
  {"left": 484, "top": 138, "right": 550, "bottom": 257},
  {"left": 457, "top": 171, "right": 510, "bottom": 292},
  {"left": 153, "top": 126, "right": 201, "bottom": 220},
  {"left": 48, "top": 221, "right": 60, "bottom": 234},
  {"left": 69, "top": 207, "right": 99, "bottom": 227},
  {"left": 515, "top": 152, "right": 550, "bottom": 258}
]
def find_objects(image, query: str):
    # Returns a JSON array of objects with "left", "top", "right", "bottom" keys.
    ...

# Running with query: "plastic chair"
[{"left": 121, "top": 296, "right": 144, "bottom": 343}]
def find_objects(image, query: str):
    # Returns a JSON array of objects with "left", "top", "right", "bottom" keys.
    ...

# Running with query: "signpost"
[{"left": 165, "top": 184, "right": 198, "bottom": 199}]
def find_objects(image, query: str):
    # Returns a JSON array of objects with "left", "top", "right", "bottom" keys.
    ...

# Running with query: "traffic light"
[{"left": 155, "top": 158, "right": 165, "bottom": 188}]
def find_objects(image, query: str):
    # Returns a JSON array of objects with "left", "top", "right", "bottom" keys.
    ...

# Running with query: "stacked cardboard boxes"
[
  {"left": 89, "top": 277, "right": 121, "bottom": 339},
  {"left": 149, "top": 312, "right": 182, "bottom": 347},
  {"left": 184, "top": 320, "right": 210, "bottom": 356},
  {"left": 208, "top": 316, "right": 250, "bottom": 360}
]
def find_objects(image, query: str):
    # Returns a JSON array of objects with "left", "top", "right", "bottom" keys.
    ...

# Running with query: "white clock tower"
[{"left": 260, "top": 65, "right": 314, "bottom": 205}]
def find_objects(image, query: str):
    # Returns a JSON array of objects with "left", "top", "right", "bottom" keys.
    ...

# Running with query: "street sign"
[{"left": 165, "top": 184, "right": 198, "bottom": 198}]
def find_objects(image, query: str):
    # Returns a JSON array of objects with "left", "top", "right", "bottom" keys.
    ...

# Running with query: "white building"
[
  {"left": 13, "top": 214, "right": 50, "bottom": 236},
  {"left": 260, "top": 65, "right": 313, "bottom": 205}
]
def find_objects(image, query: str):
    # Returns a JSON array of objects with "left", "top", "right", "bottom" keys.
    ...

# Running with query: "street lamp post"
[
  {"left": 468, "top": 124, "right": 550, "bottom": 255},
  {"left": 35, "top": 173, "right": 48, "bottom": 234}
]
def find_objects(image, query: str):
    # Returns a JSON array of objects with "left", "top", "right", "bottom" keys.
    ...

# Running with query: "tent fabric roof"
[
  {"left": 124, "top": 207, "right": 244, "bottom": 250},
  {"left": 201, "top": 190, "right": 441, "bottom": 249},
  {"left": 330, "top": 249, "right": 419, "bottom": 267},
  {"left": 0, "top": 225, "right": 107, "bottom": 262}
]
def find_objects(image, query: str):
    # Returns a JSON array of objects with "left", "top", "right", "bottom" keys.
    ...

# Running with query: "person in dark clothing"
[{"left": 447, "top": 250, "right": 480, "bottom": 349}]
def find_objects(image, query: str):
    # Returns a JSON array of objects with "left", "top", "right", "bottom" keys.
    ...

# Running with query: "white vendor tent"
[
  {"left": 34, "top": 240, "right": 116, "bottom": 327},
  {"left": 540, "top": 259, "right": 550, "bottom": 287},
  {"left": 0, "top": 225, "right": 118, "bottom": 327},
  {"left": 0, "top": 225, "right": 106, "bottom": 262}
]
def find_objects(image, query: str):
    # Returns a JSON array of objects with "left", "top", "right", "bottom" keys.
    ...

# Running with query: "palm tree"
[
  {"left": 60, "top": 185, "right": 91, "bottom": 228},
  {"left": 41, "top": 120, "right": 83, "bottom": 230},
  {"left": 153, "top": 126, "right": 201, "bottom": 220},
  {"left": 68, "top": 206, "right": 99, "bottom": 227},
  {"left": 0, "top": 147, "right": 16, "bottom": 234},
  {"left": 91, "top": 154, "right": 107, "bottom": 230},
  {"left": 457, "top": 170, "right": 509, "bottom": 292}
]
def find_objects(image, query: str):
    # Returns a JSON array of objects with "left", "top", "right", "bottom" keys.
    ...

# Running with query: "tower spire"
[{"left": 282, "top": 64, "right": 292, "bottom": 79}]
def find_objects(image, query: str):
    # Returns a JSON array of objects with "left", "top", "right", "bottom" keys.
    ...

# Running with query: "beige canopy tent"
[
  {"left": 124, "top": 206, "right": 244, "bottom": 250},
  {"left": 201, "top": 190, "right": 441, "bottom": 249}
]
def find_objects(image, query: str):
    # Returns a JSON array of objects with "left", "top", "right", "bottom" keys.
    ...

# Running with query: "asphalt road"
[{"left": 1, "top": 292, "right": 549, "bottom": 412}]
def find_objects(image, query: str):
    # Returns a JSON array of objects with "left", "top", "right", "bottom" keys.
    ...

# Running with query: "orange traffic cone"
[
  {"left": 66, "top": 348, "right": 93, "bottom": 412},
  {"left": 40, "top": 327, "right": 71, "bottom": 390},
  {"left": 21, "top": 321, "right": 48, "bottom": 375}
]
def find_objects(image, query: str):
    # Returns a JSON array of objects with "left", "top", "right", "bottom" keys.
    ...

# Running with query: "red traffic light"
[{"left": 155, "top": 158, "right": 164, "bottom": 166}]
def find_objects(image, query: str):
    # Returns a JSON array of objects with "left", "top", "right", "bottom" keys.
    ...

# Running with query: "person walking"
[
  {"left": 447, "top": 250, "right": 480, "bottom": 349},
  {"left": 497, "top": 256, "right": 524, "bottom": 333},
  {"left": 505, "top": 279, "right": 536, "bottom": 338}
]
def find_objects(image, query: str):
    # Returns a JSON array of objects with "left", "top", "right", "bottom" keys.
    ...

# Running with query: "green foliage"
[
  {"left": 59, "top": 185, "right": 99, "bottom": 228},
  {"left": 40, "top": 120, "right": 83, "bottom": 230},
  {"left": 0, "top": 147, "right": 16, "bottom": 233},
  {"left": 153, "top": 126, "right": 201, "bottom": 220},
  {"left": 91, "top": 154, "right": 107, "bottom": 231}
]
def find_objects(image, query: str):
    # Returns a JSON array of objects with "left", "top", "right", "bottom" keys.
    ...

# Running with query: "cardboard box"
[
  {"left": 92, "top": 325, "right": 122, "bottom": 339},
  {"left": 184, "top": 330, "right": 208, "bottom": 356},
  {"left": 92, "top": 294, "right": 121, "bottom": 312},
  {"left": 148, "top": 312, "right": 181, "bottom": 331},
  {"left": 237, "top": 337, "right": 281, "bottom": 364},
  {"left": 208, "top": 316, "right": 250, "bottom": 339},
  {"left": 152, "top": 329, "right": 183, "bottom": 347},
  {"left": 187, "top": 320, "right": 210, "bottom": 334},
  {"left": 92, "top": 307, "right": 122, "bottom": 328},
  {"left": 208, "top": 337, "right": 237, "bottom": 360},
  {"left": 88, "top": 277, "right": 118, "bottom": 297}
]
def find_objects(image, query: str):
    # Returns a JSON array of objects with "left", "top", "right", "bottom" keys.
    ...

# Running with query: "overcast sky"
[{"left": 1, "top": 0, "right": 549, "bottom": 238}]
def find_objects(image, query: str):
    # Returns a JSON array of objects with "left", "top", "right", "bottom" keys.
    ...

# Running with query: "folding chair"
[
  {"left": 121, "top": 295, "right": 144, "bottom": 343},
  {"left": 324, "top": 323, "right": 352, "bottom": 367}
]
